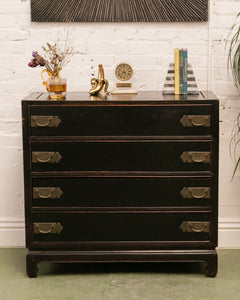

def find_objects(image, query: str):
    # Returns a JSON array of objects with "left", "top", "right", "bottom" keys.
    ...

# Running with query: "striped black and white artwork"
[
  {"left": 162, "top": 63, "right": 199, "bottom": 95},
  {"left": 31, "top": 0, "right": 208, "bottom": 22}
]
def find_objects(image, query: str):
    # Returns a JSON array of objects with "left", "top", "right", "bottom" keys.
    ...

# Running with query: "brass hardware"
[
  {"left": 89, "top": 64, "right": 110, "bottom": 95},
  {"left": 31, "top": 115, "right": 61, "bottom": 128},
  {"left": 180, "top": 151, "right": 210, "bottom": 163},
  {"left": 32, "top": 152, "right": 62, "bottom": 163},
  {"left": 33, "top": 187, "right": 63, "bottom": 199},
  {"left": 180, "top": 187, "right": 210, "bottom": 199},
  {"left": 116, "top": 82, "right": 132, "bottom": 88},
  {"left": 180, "top": 115, "right": 211, "bottom": 127},
  {"left": 34, "top": 222, "right": 63, "bottom": 234},
  {"left": 180, "top": 221, "right": 210, "bottom": 233}
]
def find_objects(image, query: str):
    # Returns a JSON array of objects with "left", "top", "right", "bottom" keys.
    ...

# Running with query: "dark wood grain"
[
  {"left": 32, "top": 212, "right": 212, "bottom": 242},
  {"left": 31, "top": 0, "right": 208, "bottom": 22},
  {"left": 27, "top": 250, "right": 217, "bottom": 277},
  {"left": 29, "top": 104, "right": 214, "bottom": 137},
  {"left": 22, "top": 91, "right": 218, "bottom": 277},
  {"left": 22, "top": 91, "right": 218, "bottom": 102},
  {"left": 30, "top": 140, "right": 212, "bottom": 172},
  {"left": 32, "top": 177, "right": 213, "bottom": 208}
]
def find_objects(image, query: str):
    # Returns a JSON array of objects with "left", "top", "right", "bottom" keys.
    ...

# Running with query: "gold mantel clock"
[{"left": 112, "top": 63, "right": 137, "bottom": 94}]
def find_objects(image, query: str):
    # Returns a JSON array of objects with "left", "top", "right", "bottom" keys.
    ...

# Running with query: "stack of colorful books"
[{"left": 174, "top": 48, "right": 188, "bottom": 95}]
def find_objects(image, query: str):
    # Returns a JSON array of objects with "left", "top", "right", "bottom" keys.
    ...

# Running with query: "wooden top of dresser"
[{"left": 22, "top": 91, "right": 218, "bottom": 103}]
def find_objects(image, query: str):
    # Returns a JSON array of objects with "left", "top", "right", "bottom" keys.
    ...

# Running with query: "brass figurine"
[{"left": 89, "top": 64, "right": 110, "bottom": 95}]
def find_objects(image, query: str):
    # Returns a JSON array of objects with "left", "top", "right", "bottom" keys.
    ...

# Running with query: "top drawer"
[{"left": 29, "top": 104, "right": 215, "bottom": 137}]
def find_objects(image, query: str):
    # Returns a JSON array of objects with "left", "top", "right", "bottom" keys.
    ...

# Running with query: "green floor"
[{"left": 0, "top": 248, "right": 239, "bottom": 300}]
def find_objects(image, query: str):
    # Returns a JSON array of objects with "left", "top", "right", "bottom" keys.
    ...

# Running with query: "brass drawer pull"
[
  {"left": 180, "top": 151, "right": 210, "bottom": 163},
  {"left": 32, "top": 152, "right": 62, "bottom": 163},
  {"left": 180, "top": 115, "right": 211, "bottom": 127},
  {"left": 33, "top": 187, "right": 63, "bottom": 199},
  {"left": 180, "top": 187, "right": 210, "bottom": 199},
  {"left": 33, "top": 222, "right": 63, "bottom": 234},
  {"left": 180, "top": 221, "right": 210, "bottom": 233},
  {"left": 31, "top": 115, "right": 61, "bottom": 127}
]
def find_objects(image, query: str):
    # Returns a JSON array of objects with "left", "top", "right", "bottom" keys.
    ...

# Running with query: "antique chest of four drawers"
[{"left": 22, "top": 91, "right": 219, "bottom": 277}]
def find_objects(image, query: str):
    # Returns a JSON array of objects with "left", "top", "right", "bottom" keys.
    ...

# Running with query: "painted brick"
[
  {"left": 8, "top": 29, "right": 28, "bottom": 41},
  {"left": 0, "top": 15, "right": 16, "bottom": 28},
  {"left": 0, "top": 2, "right": 29, "bottom": 15},
  {"left": 1, "top": 0, "right": 240, "bottom": 246},
  {"left": 214, "top": 2, "right": 240, "bottom": 15}
]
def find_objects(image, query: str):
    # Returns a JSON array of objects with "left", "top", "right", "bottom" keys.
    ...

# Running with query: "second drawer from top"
[{"left": 30, "top": 140, "right": 214, "bottom": 172}]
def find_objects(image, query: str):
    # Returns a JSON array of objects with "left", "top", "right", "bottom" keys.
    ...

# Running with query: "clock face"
[{"left": 115, "top": 63, "right": 133, "bottom": 81}]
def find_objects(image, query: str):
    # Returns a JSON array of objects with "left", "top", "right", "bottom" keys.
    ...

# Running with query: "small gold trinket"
[{"left": 89, "top": 64, "right": 110, "bottom": 95}]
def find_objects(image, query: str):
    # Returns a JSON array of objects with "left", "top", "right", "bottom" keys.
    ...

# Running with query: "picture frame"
[{"left": 31, "top": 0, "right": 208, "bottom": 23}]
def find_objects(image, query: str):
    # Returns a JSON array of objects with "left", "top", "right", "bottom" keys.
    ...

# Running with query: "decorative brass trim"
[
  {"left": 33, "top": 222, "right": 63, "bottom": 234},
  {"left": 32, "top": 152, "right": 62, "bottom": 163},
  {"left": 180, "top": 187, "right": 210, "bottom": 199},
  {"left": 31, "top": 115, "right": 61, "bottom": 127},
  {"left": 33, "top": 187, "right": 63, "bottom": 199},
  {"left": 180, "top": 151, "right": 210, "bottom": 163},
  {"left": 116, "top": 82, "right": 132, "bottom": 88},
  {"left": 180, "top": 221, "right": 210, "bottom": 233},
  {"left": 180, "top": 115, "right": 211, "bottom": 127}
]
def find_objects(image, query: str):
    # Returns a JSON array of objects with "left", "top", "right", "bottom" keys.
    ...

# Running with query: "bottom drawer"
[{"left": 31, "top": 212, "right": 214, "bottom": 243}]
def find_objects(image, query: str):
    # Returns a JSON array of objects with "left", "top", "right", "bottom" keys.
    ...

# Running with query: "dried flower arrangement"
[{"left": 28, "top": 34, "right": 77, "bottom": 74}]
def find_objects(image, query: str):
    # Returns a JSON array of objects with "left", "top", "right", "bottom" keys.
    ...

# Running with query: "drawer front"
[
  {"left": 31, "top": 141, "right": 212, "bottom": 172},
  {"left": 32, "top": 177, "right": 214, "bottom": 208},
  {"left": 31, "top": 212, "right": 213, "bottom": 242},
  {"left": 29, "top": 105, "right": 214, "bottom": 136}
]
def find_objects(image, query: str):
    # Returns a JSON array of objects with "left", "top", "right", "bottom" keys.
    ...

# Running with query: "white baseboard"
[
  {"left": 0, "top": 218, "right": 25, "bottom": 247},
  {"left": 0, "top": 218, "right": 240, "bottom": 248},
  {"left": 218, "top": 221, "right": 240, "bottom": 248}
]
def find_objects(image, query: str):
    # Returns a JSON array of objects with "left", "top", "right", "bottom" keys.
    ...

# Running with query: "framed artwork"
[{"left": 31, "top": 0, "right": 208, "bottom": 22}]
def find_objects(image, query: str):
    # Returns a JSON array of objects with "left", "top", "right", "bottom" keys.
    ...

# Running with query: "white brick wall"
[{"left": 0, "top": 0, "right": 240, "bottom": 247}]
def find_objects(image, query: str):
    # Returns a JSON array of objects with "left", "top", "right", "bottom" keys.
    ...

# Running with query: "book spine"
[
  {"left": 174, "top": 49, "right": 180, "bottom": 95},
  {"left": 179, "top": 49, "right": 184, "bottom": 94},
  {"left": 183, "top": 49, "right": 188, "bottom": 94}
]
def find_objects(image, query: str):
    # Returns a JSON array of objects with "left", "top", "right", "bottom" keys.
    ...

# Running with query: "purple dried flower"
[
  {"left": 28, "top": 62, "right": 37, "bottom": 68},
  {"left": 28, "top": 38, "right": 76, "bottom": 72}
]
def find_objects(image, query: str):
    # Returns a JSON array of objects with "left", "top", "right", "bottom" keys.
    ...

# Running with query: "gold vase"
[{"left": 41, "top": 69, "right": 66, "bottom": 100}]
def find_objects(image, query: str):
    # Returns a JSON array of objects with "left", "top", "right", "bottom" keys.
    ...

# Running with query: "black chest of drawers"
[{"left": 22, "top": 91, "right": 219, "bottom": 277}]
